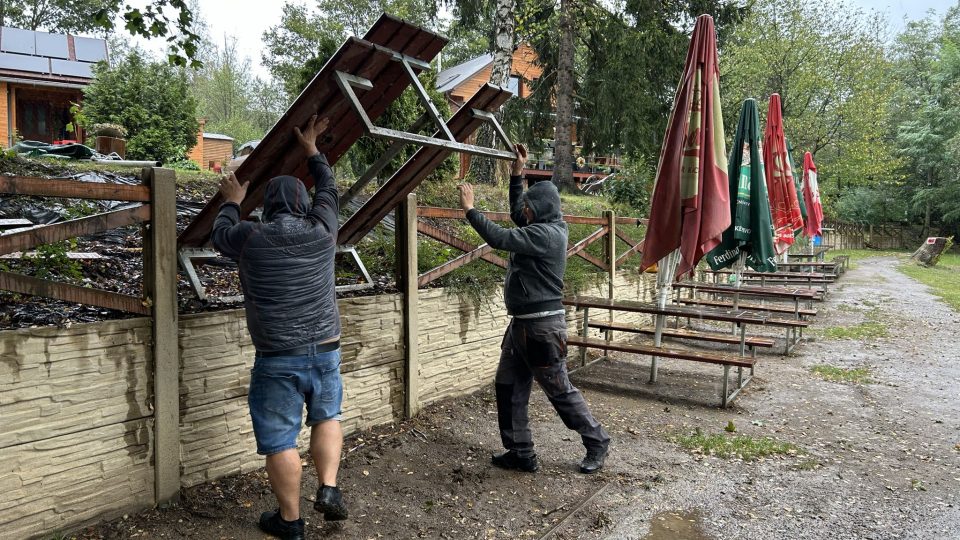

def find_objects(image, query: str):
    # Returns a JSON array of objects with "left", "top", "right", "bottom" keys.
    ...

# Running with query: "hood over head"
[
  {"left": 263, "top": 175, "right": 310, "bottom": 221},
  {"left": 521, "top": 180, "right": 562, "bottom": 223}
]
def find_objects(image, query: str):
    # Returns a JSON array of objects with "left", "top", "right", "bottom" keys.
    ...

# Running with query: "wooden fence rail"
[
  {"left": 0, "top": 169, "right": 179, "bottom": 506},
  {"left": 414, "top": 204, "right": 646, "bottom": 287}
]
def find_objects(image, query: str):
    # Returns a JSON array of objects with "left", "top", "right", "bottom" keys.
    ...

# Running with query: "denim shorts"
[{"left": 248, "top": 348, "right": 343, "bottom": 455}]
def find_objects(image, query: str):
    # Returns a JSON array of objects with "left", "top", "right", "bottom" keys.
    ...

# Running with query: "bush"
[
  {"left": 167, "top": 159, "right": 201, "bottom": 171},
  {"left": 603, "top": 154, "right": 655, "bottom": 215},
  {"left": 82, "top": 52, "right": 198, "bottom": 162}
]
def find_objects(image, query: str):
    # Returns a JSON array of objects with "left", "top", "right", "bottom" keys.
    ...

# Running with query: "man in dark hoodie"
[
  {"left": 458, "top": 145, "right": 610, "bottom": 474},
  {"left": 212, "top": 115, "right": 346, "bottom": 540}
]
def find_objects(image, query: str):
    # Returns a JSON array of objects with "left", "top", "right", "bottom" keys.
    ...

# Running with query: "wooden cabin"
[{"left": 0, "top": 26, "right": 108, "bottom": 147}]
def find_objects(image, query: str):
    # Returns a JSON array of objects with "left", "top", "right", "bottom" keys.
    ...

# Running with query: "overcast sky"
[{"left": 131, "top": 0, "right": 958, "bottom": 79}]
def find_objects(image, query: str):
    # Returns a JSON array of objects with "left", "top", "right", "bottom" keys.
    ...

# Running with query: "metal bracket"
[
  {"left": 336, "top": 245, "right": 375, "bottom": 292},
  {"left": 177, "top": 248, "right": 243, "bottom": 304},
  {"left": 333, "top": 70, "right": 517, "bottom": 160},
  {"left": 179, "top": 245, "right": 376, "bottom": 301}
]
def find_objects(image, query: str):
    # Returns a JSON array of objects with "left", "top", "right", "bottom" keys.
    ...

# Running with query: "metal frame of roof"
[{"left": 177, "top": 14, "right": 517, "bottom": 301}]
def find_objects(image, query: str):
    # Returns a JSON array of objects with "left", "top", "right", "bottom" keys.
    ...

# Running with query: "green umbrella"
[
  {"left": 786, "top": 139, "right": 807, "bottom": 236},
  {"left": 705, "top": 98, "right": 777, "bottom": 273}
]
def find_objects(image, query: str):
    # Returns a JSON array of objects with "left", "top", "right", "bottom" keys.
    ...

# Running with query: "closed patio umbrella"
[
  {"left": 705, "top": 98, "right": 777, "bottom": 275},
  {"left": 639, "top": 14, "right": 729, "bottom": 381},
  {"left": 762, "top": 94, "right": 804, "bottom": 256},
  {"left": 802, "top": 151, "right": 824, "bottom": 238}
]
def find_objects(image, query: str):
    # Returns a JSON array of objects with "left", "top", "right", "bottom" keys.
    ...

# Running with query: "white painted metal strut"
[{"left": 333, "top": 68, "right": 517, "bottom": 160}]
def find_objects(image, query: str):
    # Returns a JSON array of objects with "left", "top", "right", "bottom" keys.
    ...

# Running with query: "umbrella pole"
[{"left": 652, "top": 249, "right": 679, "bottom": 384}]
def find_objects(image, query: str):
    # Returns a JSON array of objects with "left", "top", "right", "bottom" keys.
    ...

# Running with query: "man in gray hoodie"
[
  {"left": 212, "top": 115, "right": 347, "bottom": 540},
  {"left": 458, "top": 145, "right": 610, "bottom": 474}
]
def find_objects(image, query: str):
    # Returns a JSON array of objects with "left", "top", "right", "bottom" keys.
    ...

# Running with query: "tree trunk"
[
  {"left": 921, "top": 169, "right": 932, "bottom": 239},
  {"left": 911, "top": 237, "right": 949, "bottom": 267},
  {"left": 552, "top": 0, "right": 576, "bottom": 190},
  {"left": 467, "top": 0, "right": 516, "bottom": 184}
]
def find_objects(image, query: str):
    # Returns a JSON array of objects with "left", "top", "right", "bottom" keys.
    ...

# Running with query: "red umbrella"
[
  {"left": 762, "top": 93, "right": 804, "bottom": 254},
  {"left": 802, "top": 151, "right": 824, "bottom": 238},
  {"left": 640, "top": 14, "right": 730, "bottom": 279}
]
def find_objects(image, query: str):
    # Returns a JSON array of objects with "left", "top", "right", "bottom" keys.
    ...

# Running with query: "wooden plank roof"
[{"left": 177, "top": 14, "right": 448, "bottom": 248}]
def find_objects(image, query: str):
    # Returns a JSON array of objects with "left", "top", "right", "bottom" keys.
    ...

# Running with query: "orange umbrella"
[
  {"left": 640, "top": 14, "right": 729, "bottom": 280},
  {"left": 762, "top": 94, "right": 804, "bottom": 254}
]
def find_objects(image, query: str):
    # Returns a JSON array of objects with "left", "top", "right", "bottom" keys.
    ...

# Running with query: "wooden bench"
[
  {"left": 776, "top": 261, "right": 842, "bottom": 276},
  {"left": 832, "top": 255, "right": 850, "bottom": 272},
  {"left": 564, "top": 295, "right": 809, "bottom": 354},
  {"left": 788, "top": 247, "right": 830, "bottom": 261},
  {"left": 586, "top": 319, "right": 777, "bottom": 356},
  {"left": 673, "top": 282, "right": 824, "bottom": 314},
  {"left": 676, "top": 297, "right": 817, "bottom": 319},
  {"left": 566, "top": 335, "right": 755, "bottom": 407}
]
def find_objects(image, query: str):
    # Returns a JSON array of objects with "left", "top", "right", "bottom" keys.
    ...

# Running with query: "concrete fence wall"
[{"left": 0, "top": 271, "right": 655, "bottom": 538}]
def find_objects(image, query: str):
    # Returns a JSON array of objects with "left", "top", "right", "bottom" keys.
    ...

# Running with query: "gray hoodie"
[
  {"left": 466, "top": 176, "right": 567, "bottom": 316},
  {"left": 211, "top": 153, "right": 340, "bottom": 352}
]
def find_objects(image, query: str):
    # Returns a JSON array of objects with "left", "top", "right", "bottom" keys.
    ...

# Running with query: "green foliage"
[
  {"left": 82, "top": 52, "right": 199, "bottom": 162},
  {"left": 602, "top": 155, "right": 654, "bottom": 215},
  {"left": 810, "top": 364, "right": 872, "bottom": 384},
  {"left": 671, "top": 428, "right": 800, "bottom": 460},
  {"left": 721, "top": 0, "right": 901, "bottom": 196},
  {"left": 191, "top": 35, "right": 280, "bottom": 149},
  {"left": 167, "top": 159, "right": 201, "bottom": 171},
  {"left": 889, "top": 8, "right": 960, "bottom": 237},
  {"left": 829, "top": 185, "right": 910, "bottom": 224},
  {"left": 28, "top": 241, "right": 82, "bottom": 281}
]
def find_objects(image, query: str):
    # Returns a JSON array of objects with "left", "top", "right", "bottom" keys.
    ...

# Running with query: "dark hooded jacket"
[
  {"left": 211, "top": 153, "right": 340, "bottom": 352},
  {"left": 466, "top": 176, "right": 567, "bottom": 316}
]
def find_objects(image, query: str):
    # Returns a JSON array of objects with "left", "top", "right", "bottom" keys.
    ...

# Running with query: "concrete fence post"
[
  {"left": 144, "top": 167, "right": 180, "bottom": 505},
  {"left": 398, "top": 193, "right": 419, "bottom": 418}
]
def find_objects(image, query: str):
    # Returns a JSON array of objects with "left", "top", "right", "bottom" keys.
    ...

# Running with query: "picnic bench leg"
[
  {"left": 580, "top": 307, "right": 590, "bottom": 367},
  {"left": 738, "top": 324, "right": 747, "bottom": 357},
  {"left": 721, "top": 365, "right": 730, "bottom": 408}
]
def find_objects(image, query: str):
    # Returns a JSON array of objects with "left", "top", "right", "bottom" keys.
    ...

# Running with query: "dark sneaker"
[
  {"left": 579, "top": 446, "right": 608, "bottom": 474},
  {"left": 315, "top": 485, "right": 349, "bottom": 521},
  {"left": 258, "top": 509, "right": 304, "bottom": 540},
  {"left": 491, "top": 450, "right": 539, "bottom": 472}
]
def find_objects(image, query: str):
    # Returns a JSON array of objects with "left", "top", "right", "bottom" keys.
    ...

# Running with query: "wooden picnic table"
[
  {"left": 563, "top": 296, "right": 808, "bottom": 355},
  {"left": 788, "top": 247, "right": 830, "bottom": 261},
  {"left": 563, "top": 296, "right": 810, "bottom": 406}
]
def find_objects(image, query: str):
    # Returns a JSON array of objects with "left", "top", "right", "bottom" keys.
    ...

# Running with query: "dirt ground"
[{"left": 66, "top": 256, "right": 960, "bottom": 540}]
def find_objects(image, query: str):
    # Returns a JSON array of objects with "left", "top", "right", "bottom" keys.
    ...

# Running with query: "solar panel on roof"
[
  {"left": 0, "top": 52, "right": 49, "bottom": 74},
  {"left": 35, "top": 32, "right": 69, "bottom": 59},
  {"left": 50, "top": 59, "right": 92, "bottom": 78},
  {"left": 73, "top": 36, "right": 107, "bottom": 62},
  {"left": 0, "top": 27, "right": 36, "bottom": 55}
]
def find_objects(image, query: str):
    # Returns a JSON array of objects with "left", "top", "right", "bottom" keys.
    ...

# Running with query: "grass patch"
[
  {"left": 828, "top": 248, "right": 907, "bottom": 269},
  {"left": 670, "top": 429, "right": 799, "bottom": 460},
  {"left": 810, "top": 364, "right": 872, "bottom": 384},
  {"left": 820, "top": 320, "right": 888, "bottom": 340},
  {"left": 898, "top": 252, "right": 960, "bottom": 312}
]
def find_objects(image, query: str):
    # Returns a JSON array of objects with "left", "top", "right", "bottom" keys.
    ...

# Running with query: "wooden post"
[
  {"left": 605, "top": 210, "right": 616, "bottom": 348},
  {"left": 398, "top": 193, "right": 419, "bottom": 418},
  {"left": 145, "top": 167, "right": 180, "bottom": 505}
]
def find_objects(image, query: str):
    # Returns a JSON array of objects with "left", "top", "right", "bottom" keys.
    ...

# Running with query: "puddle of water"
[{"left": 642, "top": 510, "right": 711, "bottom": 540}]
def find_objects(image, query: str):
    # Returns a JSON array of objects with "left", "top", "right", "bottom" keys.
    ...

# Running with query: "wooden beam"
[
  {"left": 417, "top": 221, "right": 508, "bottom": 268},
  {"left": 0, "top": 271, "right": 149, "bottom": 314},
  {"left": 417, "top": 206, "right": 646, "bottom": 226},
  {"left": 0, "top": 205, "right": 151, "bottom": 256},
  {"left": 615, "top": 229, "right": 643, "bottom": 264},
  {"left": 418, "top": 244, "right": 497, "bottom": 287},
  {"left": 0, "top": 175, "right": 151, "bottom": 201},
  {"left": 566, "top": 227, "right": 609, "bottom": 270}
]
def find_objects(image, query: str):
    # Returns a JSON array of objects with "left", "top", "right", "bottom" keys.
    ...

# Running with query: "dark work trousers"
[{"left": 495, "top": 314, "right": 610, "bottom": 458}]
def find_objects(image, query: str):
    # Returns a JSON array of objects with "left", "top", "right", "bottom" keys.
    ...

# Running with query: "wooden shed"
[{"left": 187, "top": 121, "right": 234, "bottom": 171}]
